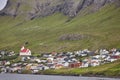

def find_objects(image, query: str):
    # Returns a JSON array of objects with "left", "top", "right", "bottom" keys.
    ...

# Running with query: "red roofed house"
[{"left": 19, "top": 46, "right": 31, "bottom": 56}]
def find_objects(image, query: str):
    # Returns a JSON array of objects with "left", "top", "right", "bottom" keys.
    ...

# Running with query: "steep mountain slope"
[
  {"left": 0, "top": 0, "right": 120, "bottom": 53},
  {"left": 0, "top": 0, "right": 120, "bottom": 19}
]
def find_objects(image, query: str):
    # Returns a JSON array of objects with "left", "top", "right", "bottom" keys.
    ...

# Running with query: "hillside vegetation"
[{"left": 0, "top": 4, "right": 120, "bottom": 53}]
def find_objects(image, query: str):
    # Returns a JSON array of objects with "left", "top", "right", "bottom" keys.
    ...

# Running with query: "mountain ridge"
[{"left": 0, "top": 0, "right": 120, "bottom": 20}]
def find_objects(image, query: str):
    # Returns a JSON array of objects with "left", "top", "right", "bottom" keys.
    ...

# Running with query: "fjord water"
[{"left": 0, "top": 74, "right": 119, "bottom": 80}]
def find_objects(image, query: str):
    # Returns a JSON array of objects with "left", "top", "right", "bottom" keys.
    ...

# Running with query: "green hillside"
[{"left": 0, "top": 5, "right": 120, "bottom": 53}]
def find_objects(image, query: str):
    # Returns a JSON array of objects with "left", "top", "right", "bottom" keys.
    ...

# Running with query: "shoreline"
[{"left": 41, "top": 74, "right": 120, "bottom": 79}]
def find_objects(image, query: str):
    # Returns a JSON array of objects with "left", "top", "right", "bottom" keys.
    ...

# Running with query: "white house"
[
  {"left": 91, "top": 59, "right": 100, "bottom": 67},
  {"left": 114, "top": 51, "right": 120, "bottom": 56},
  {"left": 63, "top": 62, "right": 69, "bottom": 67},
  {"left": 19, "top": 46, "right": 31, "bottom": 56}
]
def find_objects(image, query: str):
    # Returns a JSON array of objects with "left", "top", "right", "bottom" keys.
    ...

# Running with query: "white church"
[{"left": 19, "top": 46, "right": 31, "bottom": 56}]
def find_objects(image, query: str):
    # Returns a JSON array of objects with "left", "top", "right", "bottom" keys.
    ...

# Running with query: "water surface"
[{"left": 0, "top": 74, "right": 119, "bottom": 80}]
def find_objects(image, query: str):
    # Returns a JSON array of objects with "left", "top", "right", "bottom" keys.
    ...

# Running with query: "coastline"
[{"left": 38, "top": 72, "right": 120, "bottom": 79}]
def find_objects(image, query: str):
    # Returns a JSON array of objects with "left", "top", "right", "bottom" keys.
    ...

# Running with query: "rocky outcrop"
[{"left": 0, "top": 0, "right": 120, "bottom": 20}]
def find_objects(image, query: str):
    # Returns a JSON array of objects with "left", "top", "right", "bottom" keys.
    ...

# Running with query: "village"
[{"left": 0, "top": 46, "right": 120, "bottom": 74}]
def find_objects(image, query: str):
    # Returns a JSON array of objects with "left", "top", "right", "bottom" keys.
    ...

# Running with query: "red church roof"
[{"left": 20, "top": 48, "right": 29, "bottom": 53}]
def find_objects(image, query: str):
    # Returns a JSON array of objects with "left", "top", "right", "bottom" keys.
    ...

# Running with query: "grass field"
[{"left": 0, "top": 4, "right": 120, "bottom": 53}]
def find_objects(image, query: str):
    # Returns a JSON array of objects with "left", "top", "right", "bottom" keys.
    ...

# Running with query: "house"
[
  {"left": 100, "top": 49, "right": 109, "bottom": 55},
  {"left": 69, "top": 62, "right": 81, "bottom": 68},
  {"left": 47, "top": 63, "right": 55, "bottom": 69},
  {"left": 93, "top": 55, "right": 100, "bottom": 59},
  {"left": 0, "top": 50, "right": 6, "bottom": 55},
  {"left": 91, "top": 61, "right": 100, "bottom": 67},
  {"left": 81, "top": 61, "right": 89, "bottom": 68},
  {"left": 35, "top": 59, "right": 41, "bottom": 63},
  {"left": 47, "top": 57, "right": 54, "bottom": 63},
  {"left": 91, "top": 59, "right": 100, "bottom": 67},
  {"left": 114, "top": 51, "right": 120, "bottom": 56},
  {"left": 51, "top": 51, "right": 57, "bottom": 56},
  {"left": 11, "top": 66, "right": 22, "bottom": 72},
  {"left": 63, "top": 62, "right": 69, "bottom": 67},
  {"left": 5, "top": 61, "right": 11, "bottom": 65},
  {"left": 55, "top": 64, "right": 64, "bottom": 69},
  {"left": 19, "top": 46, "right": 31, "bottom": 56},
  {"left": 1, "top": 67, "right": 7, "bottom": 73},
  {"left": 107, "top": 57, "right": 117, "bottom": 62},
  {"left": 81, "top": 59, "right": 90, "bottom": 68}
]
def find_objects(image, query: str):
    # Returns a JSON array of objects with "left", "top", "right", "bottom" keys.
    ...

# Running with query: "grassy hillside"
[{"left": 0, "top": 5, "right": 120, "bottom": 53}]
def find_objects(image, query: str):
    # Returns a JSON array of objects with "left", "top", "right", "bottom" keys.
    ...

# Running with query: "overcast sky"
[{"left": 0, "top": 0, "right": 8, "bottom": 11}]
